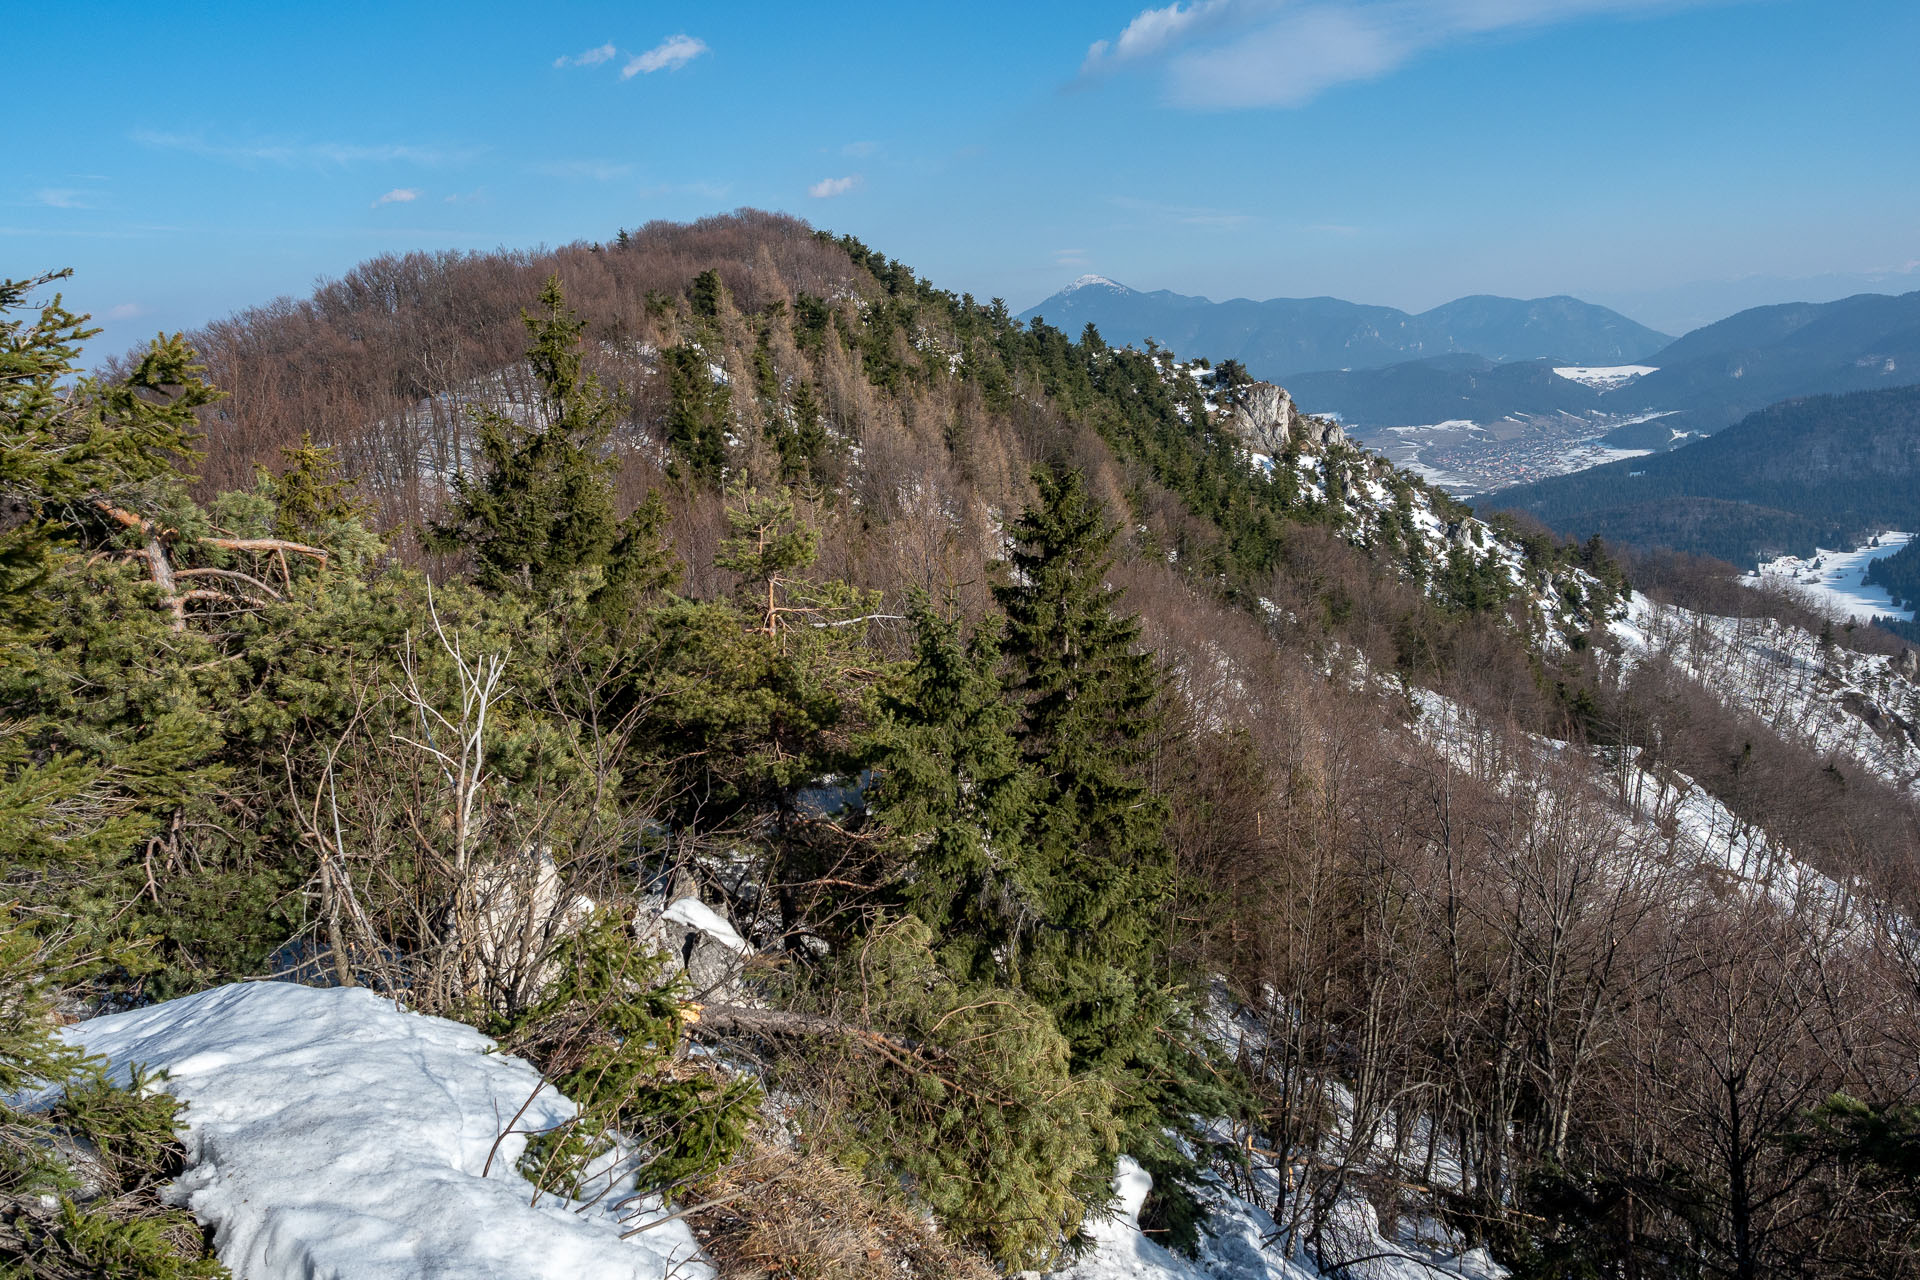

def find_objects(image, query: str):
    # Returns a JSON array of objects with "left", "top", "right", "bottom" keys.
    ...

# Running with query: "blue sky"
[{"left": 13, "top": 0, "right": 1920, "bottom": 352}]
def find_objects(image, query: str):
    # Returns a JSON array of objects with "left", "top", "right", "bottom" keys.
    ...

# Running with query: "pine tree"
[
  {"left": 427, "top": 276, "right": 669, "bottom": 612},
  {"left": 991, "top": 466, "right": 1174, "bottom": 1072},
  {"left": 867, "top": 599, "right": 1036, "bottom": 984},
  {"left": 1, "top": 270, "right": 214, "bottom": 638}
]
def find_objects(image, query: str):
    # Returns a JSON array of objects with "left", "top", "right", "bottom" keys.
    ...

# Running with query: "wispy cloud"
[
  {"left": 372, "top": 188, "right": 421, "bottom": 207},
  {"left": 808, "top": 175, "right": 861, "bottom": 199},
  {"left": 1081, "top": 0, "right": 1732, "bottom": 109},
  {"left": 134, "top": 130, "right": 482, "bottom": 169},
  {"left": 34, "top": 188, "right": 97, "bottom": 210},
  {"left": 841, "top": 140, "right": 880, "bottom": 158},
  {"left": 553, "top": 42, "right": 617, "bottom": 68},
  {"left": 106, "top": 302, "right": 145, "bottom": 321},
  {"left": 623, "top": 34, "right": 708, "bottom": 78},
  {"left": 535, "top": 159, "right": 634, "bottom": 181},
  {"left": 1056, "top": 248, "right": 1091, "bottom": 267}
]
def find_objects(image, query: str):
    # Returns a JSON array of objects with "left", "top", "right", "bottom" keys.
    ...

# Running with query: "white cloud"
[
  {"left": 34, "top": 188, "right": 94, "bottom": 209},
  {"left": 135, "top": 130, "right": 480, "bottom": 168},
  {"left": 808, "top": 175, "right": 861, "bottom": 199},
  {"left": 372, "top": 187, "right": 421, "bottom": 207},
  {"left": 841, "top": 140, "right": 879, "bottom": 158},
  {"left": 106, "top": 302, "right": 144, "bottom": 321},
  {"left": 1082, "top": 0, "right": 1735, "bottom": 108},
  {"left": 553, "top": 42, "right": 617, "bottom": 68},
  {"left": 623, "top": 34, "right": 708, "bottom": 78}
]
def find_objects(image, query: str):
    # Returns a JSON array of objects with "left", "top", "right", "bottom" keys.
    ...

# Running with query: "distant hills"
[
  {"left": 1285, "top": 355, "right": 1607, "bottom": 427},
  {"left": 1623, "top": 290, "right": 1920, "bottom": 431},
  {"left": 1017, "top": 277, "right": 1672, "bottom": 378},
  {"left": 1484, "top": 384, "right": 1920, "bottom": 566},
  {"left": 1266, "top": 289, "right": 1920, "bottom": 443}
]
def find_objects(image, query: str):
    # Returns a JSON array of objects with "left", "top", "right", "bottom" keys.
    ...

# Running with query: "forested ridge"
[
  {"left": 7, "top": 212, "right": 1920, "bottom": 1279},
  {"left": 1489, "top": 384, "right": 1920, "bottom": 565}
]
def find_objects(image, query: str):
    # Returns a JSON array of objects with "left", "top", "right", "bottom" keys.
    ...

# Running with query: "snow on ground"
[
  {"left": 1551, "top": 365, "right": 1657, "bottom": 390},
  {"left": 1611, "top": 591, "right": 1920, "bottom": 793},
  {"left": 60, "top": 982, "right": 706, "bottom": 1280},
  {"left": 1742, "top": 532, "right": 1916, "bottom": 623},
  {"left": 1045, "top": 1159, "right": 1501, "bottom": 1280}
]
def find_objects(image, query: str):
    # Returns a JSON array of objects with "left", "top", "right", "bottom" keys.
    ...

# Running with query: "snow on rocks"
[
  {"left": 61, "top": 982, "right": 708, "bottom": 1280},
  {"left": 659, "top": 895, "right": 751, "bottom": 955},
  {"left": 1045, "top": 1158, "right": 1500, "bottom": 1280}
]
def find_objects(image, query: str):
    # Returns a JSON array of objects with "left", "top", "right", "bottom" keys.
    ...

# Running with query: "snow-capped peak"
[{"left": 1067, "top": 274, "right": 1126, "bottom": 292}]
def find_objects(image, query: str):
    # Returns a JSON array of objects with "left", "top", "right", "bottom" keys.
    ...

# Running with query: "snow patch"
[
  {"left": 660, "top": 896, "right": 751, "bottom": 954},
  {"left": 61, "top": 982, "right": 707, "bottom": 1280}
]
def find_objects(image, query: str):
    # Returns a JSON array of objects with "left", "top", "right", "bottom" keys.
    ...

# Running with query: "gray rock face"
[
  {"left": 1220, "top": 381, "right": 1346, "bottom": 452},
  {"left": 1222, "top": 382, "right": 1298, "bottom": 454}
]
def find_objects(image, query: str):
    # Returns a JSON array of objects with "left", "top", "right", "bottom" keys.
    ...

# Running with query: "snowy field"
[
  {"left": 1742, "top": 532, "right": 1916, "bottom": 623},
  {"left": 1551, "top": 364, "right": 1657, "bottom": 390}
]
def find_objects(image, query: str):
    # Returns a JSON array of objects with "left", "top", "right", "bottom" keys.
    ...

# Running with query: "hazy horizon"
[{"left": 16, "top": 0, "right": 1919, "bottom": 353}]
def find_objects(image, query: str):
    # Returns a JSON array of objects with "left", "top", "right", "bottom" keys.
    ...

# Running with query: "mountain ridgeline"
[
  {"left": 1487, "top": 382, "right": 1920, "bottom": 565},
  {"left": 1042, "top": 278, "right": 1920, "bottom": 446},
  {"left": 1017, "top": 276, "right": 1672, "bottom": 379},
  {"left": 13, "top": 213, "right": 1920, "bottom": 1279}
]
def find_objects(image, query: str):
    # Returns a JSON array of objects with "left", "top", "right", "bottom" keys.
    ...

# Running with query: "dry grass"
[{"left": 686, "top": 1143, "right": 994, "bottom": 1280}]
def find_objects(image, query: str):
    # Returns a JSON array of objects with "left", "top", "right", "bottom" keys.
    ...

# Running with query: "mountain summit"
[{"left": 1019, "top": 278, "right": 1671, "bottom": 378}]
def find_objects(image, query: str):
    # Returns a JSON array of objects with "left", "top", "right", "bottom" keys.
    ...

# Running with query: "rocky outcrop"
[{"left": 1220, "top": 381, "right": 1345, "bottom": 452}]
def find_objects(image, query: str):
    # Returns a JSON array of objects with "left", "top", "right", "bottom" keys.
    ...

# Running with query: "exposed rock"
[
  {"left": 1219, "top": 381, "right": 1345, "bottom": 452},
  {"left": 1220, "top": 382, "right": 1298, "bottom": 454},
  {"left": 638, "top": 894, "right": 753, "bottom": 1001}
]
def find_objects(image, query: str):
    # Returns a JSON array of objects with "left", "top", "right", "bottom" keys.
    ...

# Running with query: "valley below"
[{"left": 1348, "top": 409, "right": 1661, "bottom": 496}]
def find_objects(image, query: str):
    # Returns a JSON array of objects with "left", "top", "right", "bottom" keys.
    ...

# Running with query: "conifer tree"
[
  {"left": 991, "top": 465, "right": 1175, "bottom": 1072},
  {"left": 662, "top": 344, "right": 731, "bottom": 484},
  {"left": 867, "top": 599, "right": 1036, "bottom": 984},
  {"left": 427, "top": 276, "right": 670, "bottom": 612},
  {"left": 259, "top": 432, "right": 366, "bottom": 541}
]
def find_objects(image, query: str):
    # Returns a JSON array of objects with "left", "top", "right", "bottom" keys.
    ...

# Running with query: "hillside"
[
  {"left": 1622, "top": 289, "right": 1920, "bottom": 429},
  {"left": 1016, "top": 277, "right": 1670, "bottom": 378},
  {"left": 1486, "top": 383, "right": 1920, "bottom": 564},
  {"left": 10, "top": 216, "right": 1920, "bottom": 1280},
  {"left": 1286, "top": 354, "right": 1605, "bottom": 424}
]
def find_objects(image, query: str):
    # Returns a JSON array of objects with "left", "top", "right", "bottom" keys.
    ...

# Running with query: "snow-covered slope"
[
  {"left": 1742, "top": 532, "right": 1916, "bottom": 624},
  {"left": 62, "top": 983, "right": 706, "bottom": 1280},
  {"left": 1612, "top": 592, "right": 1920, "bottom": 793}
]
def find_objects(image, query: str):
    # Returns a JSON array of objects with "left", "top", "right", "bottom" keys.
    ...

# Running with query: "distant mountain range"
[
  {"left": 1266, "top": 289, "right": 1920, "bottom": 446},
  {"left": 1483, "top": 384, "right": 1920, "bottom": 566},
  {"left": 1018, "top": 277, "right": 1672, "bottom": 378}
]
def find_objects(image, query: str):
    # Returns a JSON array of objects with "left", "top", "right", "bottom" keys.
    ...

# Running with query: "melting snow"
[{"left": 60, "top": 983, "right": 708, "bottom": 1280}]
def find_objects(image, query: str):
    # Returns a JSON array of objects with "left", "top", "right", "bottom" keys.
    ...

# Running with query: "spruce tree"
[
  {"left": 259, "top": 431, "right": 365, "bottom": 540},
  {"left": 867, "top": 599, "right": 1036, "bottom": 984},
  {"left": 427, "top": 276, "right": 670, "bottom": 612},
  {"left": 991, "top": 465, "right": 1174, "bottom": 1073},
  {"left": 662, "top": 344, "right": 731, "bottom": 484}
]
